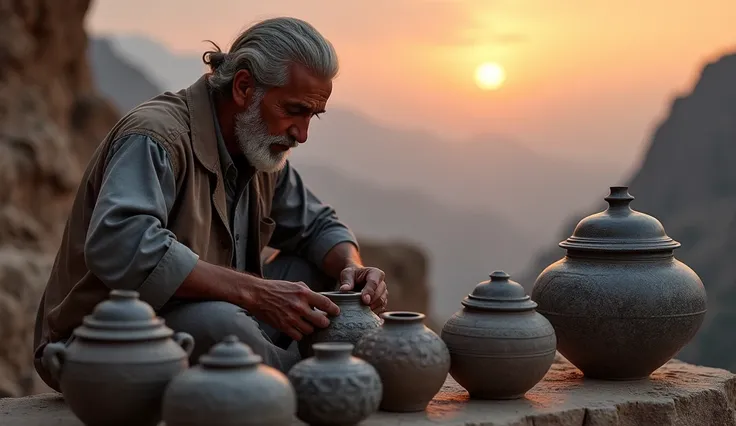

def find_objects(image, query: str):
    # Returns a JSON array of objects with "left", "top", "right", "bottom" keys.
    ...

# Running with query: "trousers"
[{"left": 158, "top": 253, "right": 335, "bottom": 373}]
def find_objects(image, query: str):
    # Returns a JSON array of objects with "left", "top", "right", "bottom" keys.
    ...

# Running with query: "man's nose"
[{"left": 288, "top": 121, "right": 309, "bottom": 144}]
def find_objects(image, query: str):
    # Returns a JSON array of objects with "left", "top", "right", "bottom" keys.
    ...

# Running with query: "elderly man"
[{"left": 33, "top": 17, "right": 388, "bottom": 391}]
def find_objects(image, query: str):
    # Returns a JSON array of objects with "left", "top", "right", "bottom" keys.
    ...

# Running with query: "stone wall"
[{"left": 0, "top": 0, "right": 119, "bottom": 397}]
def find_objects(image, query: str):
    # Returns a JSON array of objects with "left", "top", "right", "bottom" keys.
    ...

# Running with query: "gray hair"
[{"left": 203, "top": 17, "right": 339, "bottom": 94}]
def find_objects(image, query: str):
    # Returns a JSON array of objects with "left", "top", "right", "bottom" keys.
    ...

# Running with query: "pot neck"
[
  {"left": 322, "top": 291, "right": 364, "bottom": 307},
  {"left": 380, "top": 311, "right": 425, "bottom": 328},
  {"left": 312, "top": 342, "right": 354, "bottom": 361}
]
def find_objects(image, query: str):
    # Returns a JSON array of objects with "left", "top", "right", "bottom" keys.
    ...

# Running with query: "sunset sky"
[{"left": 87, "top": 0, "right": 736, "bottom": 168}]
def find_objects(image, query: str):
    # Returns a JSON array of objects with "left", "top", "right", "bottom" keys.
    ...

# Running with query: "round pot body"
[
  {"left": 299, "top": 291, "right": 382, "bottom": 358},
  {"left": 441, "top": 271, "right": 556, "bottom": 399},
  {"left": 353, "top": 311, "right": 450, "bottom": 412},
  {"left": 41, "top": 290, "right": 194, "bottom": 426},
  {"left": 288, "top": 342, "right": 382, "bottom": 426},
  {"left": 162, "top": 335, "right": 296, "bottom": 426},
  {"left": 531, "top": 187, "right": 707, "bottom": 380}
]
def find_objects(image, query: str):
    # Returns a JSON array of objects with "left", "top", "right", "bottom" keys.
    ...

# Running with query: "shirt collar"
[{"left": 208, "top": 91, "right": 238, "bottom": 182}]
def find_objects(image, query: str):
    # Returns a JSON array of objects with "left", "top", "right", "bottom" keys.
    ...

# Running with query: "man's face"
[{"left": 232, "top": 63, "right": 332, "bottom": 172}]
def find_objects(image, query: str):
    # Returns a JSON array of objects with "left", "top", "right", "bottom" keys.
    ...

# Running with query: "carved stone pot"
[
  {"left": 288, "top": 342, "right": 382, "bottom": 426},
  {"left": 41, "top": 290, "right": 194, "bottom": 426},
  {"left": 441, "top": 271, "right": 556, "bottom": 399},
  {"left": 353, "top": 311, "right": 450, "bottom": 412},
  {"left": 531, "top": 186, "right": 707, "bottom": 380},
  {"left": 162, "top": 335, "right": 297, "bottom": 426},
  {"left": 299, "top": 291, "right": 382, "bottom": 358}
]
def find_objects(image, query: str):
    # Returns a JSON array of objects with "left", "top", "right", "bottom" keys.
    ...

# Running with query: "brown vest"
[{"left": 33, "top": 75, "right": 279, "bottom": 361}]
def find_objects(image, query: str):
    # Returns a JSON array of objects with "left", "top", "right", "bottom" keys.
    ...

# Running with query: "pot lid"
[
  {"left": 199, "top": 335, "right": 263, "bottom": 368},
  {"left": 461, "top": 271, "right": 537, "bottom": 312},
  {"left": 74, "top": 290, "right": 173, "bottom": 341},
  {"left": 559, "top": 186, "right": 681, "bottom": 252}
]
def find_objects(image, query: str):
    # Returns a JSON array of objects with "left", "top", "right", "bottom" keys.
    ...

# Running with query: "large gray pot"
[
  {"left": 531, "top": 186, "right": 707, "bottom": 380},
  {"left": 162, "top": 335, "right": 296, "bottom": 426},
  {"left": 41, "top": 290, "right": 194, "bottom": 426},
  {"left": 288, "top": 342, "right": 382, "bottom": 426},
  {"left": 299, "top": 291, "right": 382, "bottom": 358},
  {"left": 441, "top": 271, "right": 556, "bottom": 399},
  {"left": 353, "top": 311, "right": 450, "bottom": 412}
]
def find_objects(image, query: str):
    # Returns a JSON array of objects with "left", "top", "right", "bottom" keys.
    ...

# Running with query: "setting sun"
[{"left": 474, "top": 62, "right": 506, "bottom": 91}]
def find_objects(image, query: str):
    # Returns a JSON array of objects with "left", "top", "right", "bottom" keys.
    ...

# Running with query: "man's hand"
[
  {"left": 246, "top": 279, "right": 340, "bottom": 341},
  {"left": 339, "top": 265, "right": 389, "bottom": 313}
]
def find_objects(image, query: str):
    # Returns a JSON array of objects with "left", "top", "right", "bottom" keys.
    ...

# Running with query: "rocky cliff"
[
  {"left": 0, "top": 0, "right": 119, "bottom": 396},
  {"left": 520, "top": 51, "right": 736, "bottom": 371}
]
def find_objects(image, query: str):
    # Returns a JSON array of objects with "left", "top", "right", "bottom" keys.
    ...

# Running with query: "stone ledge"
[{"left": 2, "top": 358, "right": 735, "bottom": 425}]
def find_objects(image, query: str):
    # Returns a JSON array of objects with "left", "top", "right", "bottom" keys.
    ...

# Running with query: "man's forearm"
[
  {"left": 175, "top": 259, "right": 260, "bottom": 308},
  {"left": 322, "top": 241, "right": 362, "bottom": 279}
]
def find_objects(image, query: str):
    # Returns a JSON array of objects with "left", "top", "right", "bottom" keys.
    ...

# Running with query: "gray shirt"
[{"left": 84, "top": 131, "right": 358, "bottom": 308}]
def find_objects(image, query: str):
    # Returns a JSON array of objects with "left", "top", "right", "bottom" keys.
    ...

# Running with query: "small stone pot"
[
  {"left": 353, "top": 311, "right": 450, "bottom": 412},
  {"left": 41, "top": 290, "right": 194, "bottom": 426},
  {"left": 162, "top": 335, "right": 297, "bottom": 426},
  {"left": 299, "top": 291, "right": 382, "bottom": 358},
  {"left": 531, "top": 186, "right": 708, "bottom": 380},
  {"left": 441, "top": 271, "right": 556, "bottom": 399},
  {"left": 288, "top": 342, "right": 382, "bottom": 426}
]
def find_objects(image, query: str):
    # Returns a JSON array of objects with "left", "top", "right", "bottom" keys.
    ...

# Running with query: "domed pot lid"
[
  {"left": 462, "top": 271, "right": 537, "bottom": 312},
  {"left": 199, "top": 335, "right": 263, "bottom": 368},
  {"left": 559, "top": 186, "right": 681, "bottom": 252},
  {"left": 74, "top": 289, "right": 174, "bottom": 341}
]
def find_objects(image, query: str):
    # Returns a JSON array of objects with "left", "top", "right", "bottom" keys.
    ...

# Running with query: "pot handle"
[
  {"left": 42, "top": 342, "right": 67, "bottom": 382},
  {"left": 173, "top": 332, "right": 195, "bottom": 357}
]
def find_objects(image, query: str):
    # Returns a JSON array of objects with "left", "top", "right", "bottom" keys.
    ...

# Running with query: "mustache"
[{"left": 274, "top": 137, "right": 298, "bottom": 149}]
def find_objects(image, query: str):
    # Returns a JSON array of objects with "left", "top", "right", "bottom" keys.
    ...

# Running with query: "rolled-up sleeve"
[
  {"left": 268, "top": 161, "right": 359, "bottom": 267},
  {"left": 84, "top": 134, "right": 199, "bottom": 310}
]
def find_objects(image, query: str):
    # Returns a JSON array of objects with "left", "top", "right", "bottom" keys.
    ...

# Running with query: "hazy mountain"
[
  {"left": 87, "top": 38, "right": 161, "bottom": 113},
  {"left": 87, "top": 35, "right": 537, "bottom": 321},
  {"left": 106, "top": 34, "right": 626, "bottom": 242},
  {"left": 519, "top": 51, "right": 736, "bottom": 371}
]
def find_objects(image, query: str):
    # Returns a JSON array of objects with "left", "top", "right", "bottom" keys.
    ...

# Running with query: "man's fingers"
[
  {"left": 339, "top": 267, "right": 355, "bottom": 291},
  {"left": 370, "top": 291, "right": 388, "bottom": 313},
  {"left": 292, "top": 317, "right": 315, "bottom": 336},
  {"left": 307, "top": 291, "right": 341, "bottom": 317},
  {"left": 304, "top": 308, "right": 330, "bottom": 329},
  {"left": 361, "top": 269, "right": 384, "bottom": 304}
]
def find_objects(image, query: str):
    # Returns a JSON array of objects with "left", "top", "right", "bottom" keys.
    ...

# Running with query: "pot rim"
[{"left": 381, "top": 311, "right": 426, "bottom": 322}]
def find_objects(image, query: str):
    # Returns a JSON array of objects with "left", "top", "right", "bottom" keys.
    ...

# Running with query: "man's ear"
[{"left": 232, "top": 69, "right": 254, "bottom": 108}]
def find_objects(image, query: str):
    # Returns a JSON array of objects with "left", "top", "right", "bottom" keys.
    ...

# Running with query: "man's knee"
[
  {"left": 160, "top": 301, "right": 293, "bottom": 369},
  {"left": 263, "top": 253, "right": 336, "bottom": 292}
]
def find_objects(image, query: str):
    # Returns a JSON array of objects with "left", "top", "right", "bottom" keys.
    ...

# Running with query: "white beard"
[{"left": 234, "top": 88, "right": 298, "bottom": 172}]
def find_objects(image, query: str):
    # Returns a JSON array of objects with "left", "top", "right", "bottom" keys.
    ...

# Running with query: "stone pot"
[
  {"left": 299, "top": 291, "right": 382, "bottom": 358},
  {"left": 288, "top": 342, "right": 382, "bottom": 425},
  {"left": 41, "top": 289, "right": 194, "bottom": 426},
  {"left": 162, "top": 335, "right": 296, "bottom": 426},
  {"left": 353, "top": 311, "right": 450, "bottom": 412},
  {"left": 531, "top": 186, "right": 707, "bottom": 380},
  {"left": 441, "top": 271, "right": 556, "bottom": 399}
]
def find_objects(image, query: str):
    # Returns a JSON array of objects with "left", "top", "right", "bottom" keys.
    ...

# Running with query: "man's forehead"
[{"left": 277, "top": 63, "right": 332, "bottom": 106}]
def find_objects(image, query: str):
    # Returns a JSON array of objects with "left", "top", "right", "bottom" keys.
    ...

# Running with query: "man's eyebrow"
[{"left": 287, "top": 101, "right": 326, "bottom": 114}]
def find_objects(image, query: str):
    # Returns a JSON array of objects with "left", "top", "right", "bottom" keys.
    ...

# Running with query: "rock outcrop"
[
  {"left": 0, "top": 0, "right": 119, "bottom": 397},
  {"left": 520, "top": 51, "right": 736, "bottom": 371},
  {"left": 4, "top": 357, "right": 735, "bottom": 425}
]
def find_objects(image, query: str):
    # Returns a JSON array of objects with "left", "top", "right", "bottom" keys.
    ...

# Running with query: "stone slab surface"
[{"left": 2, "top": 358, "right": 735, "bottom": 425}]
